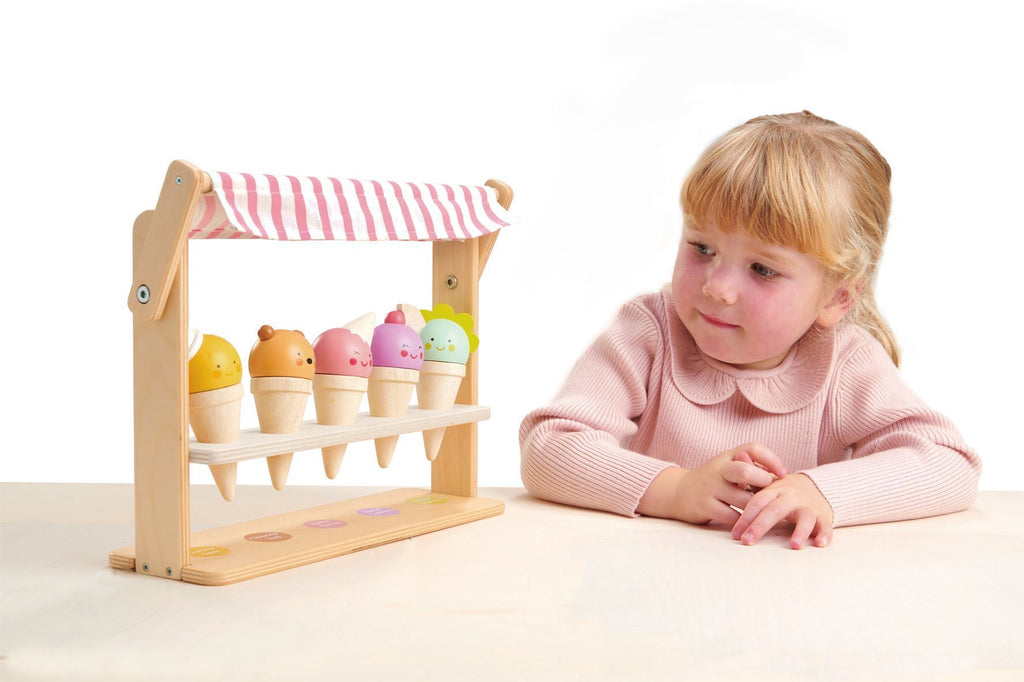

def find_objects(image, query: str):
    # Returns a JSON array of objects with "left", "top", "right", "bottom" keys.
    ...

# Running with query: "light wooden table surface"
[{"left": 2, "top": 484, "right": 1022, "bottom": 681}]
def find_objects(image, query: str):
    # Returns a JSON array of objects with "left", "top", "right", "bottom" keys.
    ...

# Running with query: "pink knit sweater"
[{"left": 519, "top": 287, "right": 981, "bottom": 527}]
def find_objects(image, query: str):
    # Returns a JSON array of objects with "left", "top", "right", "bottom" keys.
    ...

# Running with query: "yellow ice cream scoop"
[{"left": 188, "top": 330, "right": 243, "bottom": 393}]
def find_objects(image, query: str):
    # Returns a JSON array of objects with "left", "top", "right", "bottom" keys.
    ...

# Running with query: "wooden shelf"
[{"left": 189, "top": 404, "right": 490, "bottom": 466}]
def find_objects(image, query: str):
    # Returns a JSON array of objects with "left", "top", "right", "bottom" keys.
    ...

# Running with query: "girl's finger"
[
  {"left": 712, "top": 501, "right": 742, "bottom": 527},
  {"left": 717, "top": 484, "right": 753, "bottom": 511},
  {"left": 737, "top": 443, "right": 789, "bottom": 478},
  {"left": 813, "top": 523, "right": 834, "bottom": 548},
  {"left": 737, "top": 500, "right": 790, "bottom": 545},
  {"left": 731, "top": 489, "right": 775, "bottom": 540},
  {"left": 789, "top": 510, "right": 817, "bottom": 550},
  {"left": 722, "top": 459, "right": 777, "bottom": 489}
]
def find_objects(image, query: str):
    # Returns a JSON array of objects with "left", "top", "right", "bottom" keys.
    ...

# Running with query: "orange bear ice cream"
[{"left": 248, "top": 325, "right": 316, "bottom": 379}]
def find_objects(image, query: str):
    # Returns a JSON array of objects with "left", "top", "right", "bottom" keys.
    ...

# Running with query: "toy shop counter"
[{"left": 1, "top": 483, "right": 1021, "bottom": 681}]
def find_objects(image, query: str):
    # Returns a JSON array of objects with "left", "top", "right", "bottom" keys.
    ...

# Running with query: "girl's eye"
[
  {"left": 751, "top": 262, "right": 779, "bottom": 279},
  {"left": 689, "top": 241, "right": 714, "bottom": 257}
]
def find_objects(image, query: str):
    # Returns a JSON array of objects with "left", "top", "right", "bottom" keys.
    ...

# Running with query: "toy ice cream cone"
[
  {"left": 188, "top": 330, "right": 244, "bottom": 501},
  {"left": 417, "top": 361, "right": 466, "bottom": 461},
  {"left": 415, "top": 304, "right": 479, "bottom": 461},
  {"left": 368, "top": 307, "right": 424, "bottom": 467},
  {"left": 189, "top": 383, "right": 244, "bottom": 501},
  {"left": 190, "top": 383, "right": 244, "bottom": 442},
  {"left": 368, "top": 367, "right": 420, "bottom": 467},
  {"left": 248, "top": 325, "right": 316, "bottom": 491},
  {"left": 251, "top": 376, "right": 312, "bottom": 489},
  {"left": 311, "top": 314, "right": 374, "bottom": 478}
]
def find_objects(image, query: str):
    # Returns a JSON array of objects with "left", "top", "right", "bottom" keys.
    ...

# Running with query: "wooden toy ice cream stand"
[{"left": 109, "top": 161, "right": 513, "bottom": 586}]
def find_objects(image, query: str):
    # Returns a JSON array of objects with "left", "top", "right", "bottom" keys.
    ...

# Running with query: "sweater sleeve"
[
  {"left": 519, "top": 300, "right": 676, "bottom": 517},
  {"left": 802, "top": 338, "right": 982, "bottom": 527}
]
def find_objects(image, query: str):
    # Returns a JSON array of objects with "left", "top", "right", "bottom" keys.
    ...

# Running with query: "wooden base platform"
[{"left": 109, "top": 488, "right": 504, "bottom": 586}]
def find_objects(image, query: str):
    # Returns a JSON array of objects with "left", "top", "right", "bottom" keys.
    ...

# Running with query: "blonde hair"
[{"left": 680, "top": 111, "right": 900, "bottom": 365}]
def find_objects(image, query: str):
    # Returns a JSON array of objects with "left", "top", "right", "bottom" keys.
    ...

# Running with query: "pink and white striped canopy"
[{"left": 189, "top": 171, "right": 512, "bottom": 241}]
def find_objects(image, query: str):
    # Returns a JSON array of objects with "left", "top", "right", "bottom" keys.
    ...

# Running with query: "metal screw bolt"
[
  {"left": 445, "top": 275, "right": 458, "bottom": 289},
  {"left": 166, "top": 567, "right": 173, "bottom": 576},
  {"left": 136, "top": 284, "right": 150, "bottom": 304},
  {"left": 142, "top": 563, "right": 150, "bottom": 572},
  {"left": 175, "top": 176, "right": 183, "bottom": 185}
]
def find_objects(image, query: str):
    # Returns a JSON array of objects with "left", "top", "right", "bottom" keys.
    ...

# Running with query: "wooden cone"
[
  {"left": 267, "top": 454, "right": 293, "bottom": 491},
  {"left": 189, "top": 383, "right": 243, "bottom": 442},
  {"left": 421, "top": 429, "right": 446, "bottom": 463},
  {"left": 251, "top": 376, "right": 312, "bottom": 490},
  {"left": 417, "top": 361, "right": 466, "bottom": 461},
  {"left": 321, "top": 444, "right": 348, "bottom": 479},
  {"left": 209, "top": 463, "right": 238, "bottom": 501},
  {"left": 367, "top": 367, "right": 419, "bottom": 468},
  {"left": 189, "top": 383, "right": 243, "bottom": 501},
  {"left": 313, "top": 374, "right": 367, "bottom": 479}
]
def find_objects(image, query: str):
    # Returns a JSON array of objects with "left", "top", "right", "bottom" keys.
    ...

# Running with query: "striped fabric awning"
[{"left": 189, "top": 171, "right": 512, "bottom": 241}]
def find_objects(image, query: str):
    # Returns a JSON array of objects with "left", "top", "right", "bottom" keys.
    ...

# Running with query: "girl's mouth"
[{"left": 700, "top": 312, "right": 739, "bottom": 329}]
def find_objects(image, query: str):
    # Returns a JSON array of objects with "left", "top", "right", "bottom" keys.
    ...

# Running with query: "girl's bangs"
[{"left": 680, "top": 132, "right": 842, "bottom": 265}]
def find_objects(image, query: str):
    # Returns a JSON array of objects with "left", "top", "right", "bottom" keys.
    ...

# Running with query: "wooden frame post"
[
  {"left": 128, "top": 161, "right": 206, "bottom": 580},
  {"left": 430, "top": 180, "right": 512, "bottom": 497}
]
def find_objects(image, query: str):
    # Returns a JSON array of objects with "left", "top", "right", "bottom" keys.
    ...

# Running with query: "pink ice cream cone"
[{"left": 312, "top": 313, "right": 374, "bottom": 479}]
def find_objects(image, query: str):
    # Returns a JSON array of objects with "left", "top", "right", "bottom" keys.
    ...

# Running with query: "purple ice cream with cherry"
[{"left": 370, "top": 309, "right": 424, "bottom": 370}]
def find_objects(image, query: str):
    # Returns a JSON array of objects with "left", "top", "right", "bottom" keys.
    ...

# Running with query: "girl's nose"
[{"left": 702, "top": 265, "right": 738, "bottom": 305}]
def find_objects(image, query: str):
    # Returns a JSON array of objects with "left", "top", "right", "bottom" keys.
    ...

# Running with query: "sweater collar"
[{"left": 666, "top": 302, "right": 836, "bottom": 414}]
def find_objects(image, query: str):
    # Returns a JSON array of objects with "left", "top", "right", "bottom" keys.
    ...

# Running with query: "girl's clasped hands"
[{"left": 644, "top": 444, "right": 834, "bottom": 550}]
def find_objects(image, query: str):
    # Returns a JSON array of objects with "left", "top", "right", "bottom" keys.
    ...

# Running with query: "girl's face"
[{"left": 672, "top": 219, "right": 849, "bottom": 370}]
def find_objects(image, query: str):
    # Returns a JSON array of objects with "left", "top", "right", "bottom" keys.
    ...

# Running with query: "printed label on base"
[
  {"left": 304, "top": 519, "right": 349, "bottom": 529},
  {"left": 244, "top": 531, "right": 292, "bottom": 542},
  {"left": 407, "top": 495, "right": 448, "bottom": 505},
  {"left": 357, "top": 507, "right": 400, "bottom": 517},
  {"left": 191, "top": 546, "right": 230, "bottom": 557}
]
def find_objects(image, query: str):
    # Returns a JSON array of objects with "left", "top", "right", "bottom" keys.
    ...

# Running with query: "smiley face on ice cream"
[
  {"left": 370, "top": 310, "right": 424, "bottom": 370},
  {"left": 248, "top": 325, "right": 315, "bottom": 379},
  {"left": 188, "top": 331, "right": 243, "bottom": 393},
  {"left": 312, "top": 327, "right": 373, "bottom": 378},
  {"left": 419, "top": 304, "right": 479, "bottom": 365}
]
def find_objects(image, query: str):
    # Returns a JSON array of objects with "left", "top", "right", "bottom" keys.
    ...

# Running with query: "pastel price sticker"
[
  {"left": 304, "top": 519, "right": 349, "bottom": 529},
  {"left": 244, "top": 531, "right": 292, "bottom": 542},
  {"left": 357, "top": 507, "right": 400, "bottom": 517},
  {"left": 191, "top": 546, "right": 230, "bottom": 557},
  {"left": 407, "top": 495, "right": 448, "bottom": 505}
]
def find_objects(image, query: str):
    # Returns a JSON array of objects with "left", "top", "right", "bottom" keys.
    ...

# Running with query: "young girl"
[{"left": 519, "top": 111, "right": 980, "bottom": 550}]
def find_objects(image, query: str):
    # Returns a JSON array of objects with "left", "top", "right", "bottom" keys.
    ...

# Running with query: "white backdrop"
[{"left": 2, "top": 0, "right": 1020, "bottom": 492}]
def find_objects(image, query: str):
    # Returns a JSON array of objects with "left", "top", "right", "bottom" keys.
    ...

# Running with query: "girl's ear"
[{"left": 817, "top": 281, "right": 862, "bottom": 328}]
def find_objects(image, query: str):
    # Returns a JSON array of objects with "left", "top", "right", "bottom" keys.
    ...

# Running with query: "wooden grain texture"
[
  {"left": 110, "top": 488, "right": 505, "bottom": 586},
  {"left": 131, "top": 208, "right": 190, "bottom": 580},
  {"left": 128, "top": 160, "right": 205, "bottom": 321},
  {"left": 430, "top": 239, "right": 481, "bottom": 497},
  {"left": 429, "top": 179, "right": 513, "bottom": 497}
]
